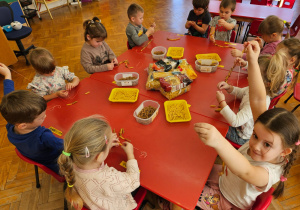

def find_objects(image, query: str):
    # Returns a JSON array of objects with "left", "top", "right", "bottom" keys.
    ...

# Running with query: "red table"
[
  {"left": 208, "top": 1, "right": 294, "bottom": 22},
  {"left": 44, "top": 31, "right": 249, "bottom": 210}
]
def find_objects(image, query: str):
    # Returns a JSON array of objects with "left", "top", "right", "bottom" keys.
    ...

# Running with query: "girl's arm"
[
  {"left": 43, "top": 90, "right": 68, "bottom": 101},
  {"left": 194, "top": 123, "right": 269, "bottom": 187},
  {"left": 246, "top": 41, "right": 267, "bottom": 121},
  {"left": 80, "top": 50, "right": 109, "bottom": 73},
  {"left": 66, "top": 76, "right": 80, "bottom": 91}
]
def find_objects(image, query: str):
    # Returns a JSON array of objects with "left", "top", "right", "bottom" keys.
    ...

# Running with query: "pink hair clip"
[
  {"left": 295, "top": 140, "right": 300, "bottom": 146},
  {"left": 280, "top": 175, "right": 287, "bottom": 182},
  {"left": 105, "top": 135, "right": 108, "bottom": 144}
]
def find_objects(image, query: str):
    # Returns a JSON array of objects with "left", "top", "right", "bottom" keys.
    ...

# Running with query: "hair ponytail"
[
  {"left": 83, "top": 17, "right": 107, "bottom": 41},
  {"left": 283, "top": 21, "right": 291, "bottom": 39}
]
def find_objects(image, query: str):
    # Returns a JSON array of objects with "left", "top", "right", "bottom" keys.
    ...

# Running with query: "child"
[
  {"left": 81, "top": 17, "right": 118, "bottom": 74},
  {"left": 185, "top": 0, "right": 211, "bottom": 38},
  {"left": 0, "top": 63, "right": 63, "bottom": 174},
  {"left": 126, "top": 3, "right": 156, "bottom": 49},
  {"left": 27, "top": 47, "right": 80, "bottom": 101},
  {"left": 209, "top": 0, "right": 236, "bottom": 42},
  {"left": 58, "top": 116, "right": 140, "bottom": 210},
  {"left": 194, "top": 42, "right": 299, "bottom": 209},
  {"left": 231, "top": 15, "right": 290, "bottom": 58}
]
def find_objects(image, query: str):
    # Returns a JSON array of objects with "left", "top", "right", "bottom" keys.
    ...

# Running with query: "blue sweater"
[{"left": 3, "top": 79, "right": 63, "bottom": 174}]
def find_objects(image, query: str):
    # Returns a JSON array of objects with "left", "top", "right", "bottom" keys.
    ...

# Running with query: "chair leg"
[
  {"left": 42, "top": 0, "right": 53, "bottom": 19},
  {"left": 292, "top": 104, "right": 300, "bottom": 113},
  {"left": 284, "top": 92, "right": 294, "bottom": 103},
  {"left": 34, "top": 165, "right": 41, "bottom": 188},
  {"left": 77, "top": 0, "right": 81, "bottom": 8}
]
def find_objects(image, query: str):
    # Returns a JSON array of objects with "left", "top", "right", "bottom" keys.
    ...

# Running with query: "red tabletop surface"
[
  {"left": 209, "top": 1, "right": 294, "bottom": 22},
  {"left": 131, "top": 31, "right": 244, "bottom": 71},
  {"left": 43, "top": 78, "right": 230, "bottom": 210}
]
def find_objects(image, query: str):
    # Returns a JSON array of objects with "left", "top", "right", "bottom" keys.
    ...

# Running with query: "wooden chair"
[
  {"left": 284, "top": 83, "right": 300, "bottom": 112},
  {"left": 268, "top": 89, "right": 287, "bottom": 109}
]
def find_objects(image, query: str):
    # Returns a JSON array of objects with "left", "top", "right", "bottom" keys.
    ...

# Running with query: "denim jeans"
[{"left": 226, "top": 126, "right": 249, "bottom": 145}]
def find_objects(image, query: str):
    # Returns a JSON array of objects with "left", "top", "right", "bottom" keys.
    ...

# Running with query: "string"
[
  {"left": 133, "top": 146, "right": 147, "bottom": 158},
  {"left": 233, "top": 65, "right": 241, "bottom": 111},
  {"left": 8, "top": 66, "right": 32, "bottom": 82},
  {"left": 47, "top": 105, "right": 61, "bottom": 111}
]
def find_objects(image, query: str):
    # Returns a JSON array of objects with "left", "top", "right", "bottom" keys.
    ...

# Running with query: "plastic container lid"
[
  {"left": 151, "top": 46, "right": 167, "bottom": 60},
  {"left": 133, "top": 100, "right": 160, "bottom": 125},
  {"left": 195, "top": 53, "right": 221, "bottom": 62},
  {"left": 114, "top": 72, "right": 139, "bottom": 86},
  {"left": 195, "top": 59, "right": 219, "bottom": 73},
  {"left": 167, "top": 47, "right": 184, "bottom": 59},
  {"left": 164, "top": 100, "right": 191, "bottom": 123},
  {"left": 108, "top": 88, "right": 139, "bottom": 102}
]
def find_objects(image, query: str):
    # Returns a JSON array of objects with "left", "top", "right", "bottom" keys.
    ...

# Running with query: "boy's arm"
[
  {"left": 126, "top": 25, "right": 148, "bottom": 46},
  {"left": 192, "top": 23, "right": 209, "bottom": 34},
  {"left": 0, "top": 63, "right": 14, "bottom": 95},
  {"left": 42, "top": 129, "right": 64, "bottom": 151},
  {"left": 192, "top": 11, "right": 211, "bottom": 34}
]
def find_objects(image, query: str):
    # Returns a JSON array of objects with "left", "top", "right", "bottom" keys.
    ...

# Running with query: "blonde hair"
[
  {"left": 258, "top": 15, "right": 291, "bottom": 39},
  {"left": 258, "top": 49, "right": 289, "bottom": 98},
  {"left": 29, "top": 47, "right": 56, "bottom": 74},
  {"left": 58, "top": 116, "right": 110, "bottom": 209}
]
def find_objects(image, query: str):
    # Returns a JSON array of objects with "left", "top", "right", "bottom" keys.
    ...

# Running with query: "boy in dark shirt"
[
  {"left": 0, "top": 63, "right": 63, "bottom": 174},
  {"left": 185, "top": 0, "right": 211, "bottom": 38}
]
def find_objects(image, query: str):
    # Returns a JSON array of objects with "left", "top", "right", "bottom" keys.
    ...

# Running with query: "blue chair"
[{"left": 0, "top": 5, "right": 35, "bottom": 65}]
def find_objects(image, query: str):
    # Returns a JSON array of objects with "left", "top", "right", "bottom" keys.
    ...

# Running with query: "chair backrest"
[
  {"left": 10, "top": 1, "right": 26, "bottom": 24},
  {"left": 268, "top": 89, "right": 287, "bottom": 109},
  {"left": 290, "top": 14, "right": 300, "bottom": 37},
  {"left": 230, "top": 30, "right": 236, "bottom": 42},
  {"left": 248, "top": 19, "right": 263, "bottom": 37},
  {"left": 252, "top": 187, "right": 274, "bottom": 210},
  {"left": 250, "top": 0, "right": 268, "bottom": 5},
  {"left": 0, "top": 1, "right": 14, "bottom": 22},
  {"left": 0, "top": 6, "right": 13, "bottom": 26},
  {"left": 15, "top": 148, "right": 65, "bottom": 183},
  {"left": 278, "top": 0, "right": 295, "bottom": 9}
]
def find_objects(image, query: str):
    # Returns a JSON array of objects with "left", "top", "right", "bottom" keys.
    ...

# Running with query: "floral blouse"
[{"left": 27, "top": 66, "right": 76, "bottom": 97}]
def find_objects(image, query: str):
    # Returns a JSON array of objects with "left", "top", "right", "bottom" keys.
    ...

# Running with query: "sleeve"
[
  {"left": 41, "top": 129, "right": 64, "bottom": 151},
  {"left": 59, "top": 66, "right": 76, "bottom": 82},
  {"left": 228, "top": 18, "right": 237, "bottom": 26},
  {"left": 126, "top": 25, "right": 148, "bottom": 46},
  {"left": 80, "top": 48, "right": 109, "bottom": 74},
  {"left": 187, "top": 10, "right": 193, "bottom": 21},
  {"left": 260, "top": 43, "right": 277, "bottom": 55},
  {"left": 230, "top": 86, "right": 247, "bottom": 100},
  {"left": 202, "top": 11, "right": 211, "bottom": 25},
  {"left": 102, "top": 42, "right": 116, "bottom": 60},
  {"left": 220, "top": 102, "right": 253, "bottom": 127},
  {"left": 27, "top": 78, "right": 49, "bottom": 97},
  {"left": 4, "top": 79, "right": 15, "bottom": 95},
  {"left": 209, "top": 16, "right": 218, "bottom": 27},
  {"left": 143, "top": 26, "right": 147, "bottom": 34},
  {"left": 107, "top": 159, "right": 140, "bottom": 195}
]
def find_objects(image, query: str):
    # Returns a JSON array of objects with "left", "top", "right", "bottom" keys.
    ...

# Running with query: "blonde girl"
[
  {"left": 231, "top": 15, "right": 290, "bottom": 58},
  {"left": 194, "top": 42, "right": 299, "bottom": 209},
  {"left": 58, "top": 116, "right": 140, "bottom": 210},
  {"left": 80, "top": 17, "right": 118, "bottom": 74}
]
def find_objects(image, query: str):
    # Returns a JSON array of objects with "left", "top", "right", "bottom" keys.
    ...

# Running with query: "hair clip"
[
  {"left": 280, "top": 175, "right": 287, "bottom": 182},
  {"left": 283, "top": 20, "right": 287, "bottom": 24},
  {"left": 67, "top": 182, "right": 74, "bottom": 187},
  {"left": 85, "top": 147, "right": 90, "bottom": 158},
  {"left": 105, "top": 135, "right": 108, "bottom": 144},
  {"left": 62, "top": 150, "right": 71, "bottom": 157},
  {"left": 294, "top": 65, "right": 299, "bottom": 72},
  {"left": 295, "top": 140, "right": 300, "bottom": 146}
]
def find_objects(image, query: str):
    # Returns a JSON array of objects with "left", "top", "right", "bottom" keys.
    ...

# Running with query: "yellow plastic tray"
[
  {"left": 167, "top": 47, "right": 184, "bottom": 59},
  {"left": 164, "top": 100, "right": 191, "bottom": 123},
  {"left": 109, "top": 88, "right": 139, "bottom": 102},
  {"left": 195, "top": 53, "right": 221, "bottom": 62}
]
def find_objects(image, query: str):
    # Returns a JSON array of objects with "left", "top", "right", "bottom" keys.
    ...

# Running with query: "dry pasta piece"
[
  {"left": 66, "top": 101, "right": 78, "bottom": 106},
  {"left": 215, "top": 108, "right": 222, "bottom": 112},
  {"left": 210, "top": 105, "right": 216, "bottom": 108},
  {"left": 137, "top": 106, "right": 157, "bottom": 119}
]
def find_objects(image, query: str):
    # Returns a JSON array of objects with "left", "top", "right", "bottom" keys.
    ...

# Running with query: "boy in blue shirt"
[
  {"left": 185, "top": 0, "right": 211, "bottom": 38},
  {"left": 0, "top": 63, "right": 63, "bottom": 174}
]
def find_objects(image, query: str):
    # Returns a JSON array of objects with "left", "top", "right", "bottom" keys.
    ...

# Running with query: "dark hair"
[
  {"left": 220, "top": 0, "right": 236, "bottom": 11},
  {"left": 278, "top": 38, "right": 300, "bottom": 88},
  {"left": 127, "top": 3, "right": 144, "bottom": 19},
  {"left": 29, "top": 47, "right": 56, "bottom": 74},
  {"left": 258, "top": 15, "right": 291, "bottom": 38},
  {"left": 0, "top": 90, "right": 47, "bottom": 124},
  {"left": 193, "top": 0, "right": 210, "bottom": 10},
  {"left": 83, "top": 17, "right": 107, "bottom": 42},
  {"left": 256, "top": 108, "right": 300, "bottom": 199}
]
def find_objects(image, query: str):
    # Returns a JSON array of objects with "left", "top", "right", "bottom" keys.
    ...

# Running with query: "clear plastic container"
[
  {"left": 151, "top": 46, "right": 167, "bottom": 60},
  {"left": 195, "top": 59, "right": 219, "bottom": 73},
  {"left": 133, "top": 100, "right": 160, "bottom": 125},
  {"left": 114, "top": 72, "right": 139, "bottom": 86}
]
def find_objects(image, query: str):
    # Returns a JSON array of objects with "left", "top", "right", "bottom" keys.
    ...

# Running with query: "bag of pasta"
[
  {"left": 152, "top": 57, "right": 180, "bottom": 72},
  {"left": 159, "top": 74, "right": 192, "bottom": 92},
  {"left": 159, "top": 85, "right": 191, "bottom": 100},
  {"left": 146, "top": 64, "right": 161, "bottom": 90},
  {"left": 178, "top": 59, "right": 197, "bottom": 80}
]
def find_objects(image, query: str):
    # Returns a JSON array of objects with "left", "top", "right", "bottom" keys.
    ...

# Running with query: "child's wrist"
[{"left": 219, "top": 100, "right": 226, "bottom": 105}]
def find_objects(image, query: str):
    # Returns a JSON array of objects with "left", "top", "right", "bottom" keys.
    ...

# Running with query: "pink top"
[
  {"left": 260, "top": 40, "right": 281, "bottom": 56},
  {"left": 73, "top": 160, "right": 140, "bottom": 210}
]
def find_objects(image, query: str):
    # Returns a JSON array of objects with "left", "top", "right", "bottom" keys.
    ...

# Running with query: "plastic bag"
[
  {"left": 160, "top": 85, "right": 191, "bottom": 100},
  {"left": 159, "top": 74, "right": 192, "bottom": 92}
]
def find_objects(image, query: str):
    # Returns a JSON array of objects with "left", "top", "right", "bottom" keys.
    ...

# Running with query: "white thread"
[{"left": 47, "top": 105, "right": 61, "bottom": 111}]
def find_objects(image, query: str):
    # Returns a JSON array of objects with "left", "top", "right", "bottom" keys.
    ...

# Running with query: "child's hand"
[
  {"left": 121, "top": 142, "right": 134, "bottom": 159},
  {"left": 231, "top": 49, "right": 243, "bottom": 58},
  {"left": 146, "top": 27, "right": 155, "bottom": 37},
  {"left": 234, "top": 57, "right": 247, "bottom": 68},
  {"left": 186, "top": 21, "right": 193, "bottom": 27},
  {"left": 218, "top": 19, "right": 226, "bottom": 26},
  {"left": 209, "top": 34, "right": 215, "bottom": 43},
  {"left": 107, "top": 62, "right": 114, "bottom": 70},
  {"left": 217, "top": 81, "right": 230, "bottom": 91},
  {"left": 245, "top": 41, "right": 260, "bottom": 62},
  {"left": 112, "top": 58, "right": 118, "bottom": 65},
  {"left": 57, "top": 90, "right": 69, "bottom": 98},
  {"left": 0, "top": 63, "right": 12, "bottom": 79},
  {"left": 151, "top": 22, "right": 156, "bottom": 28},
  {"left": 216, "top": 90, "right": 225, "bottom": 103},
  {"left": 191, "top": 21, "right": 196, "bottom": 27},
  {"left": 254, "top": 37, "right": 263, "bottom": 48},
  {"left": 194, "top": 123, "right": 224, "bottom": 148},
  {"left": 111, "top": 133, "right": 120, "bottom": 148},
  {"left": 66, "top": 82, "right": 76, "bottom": 91}
]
